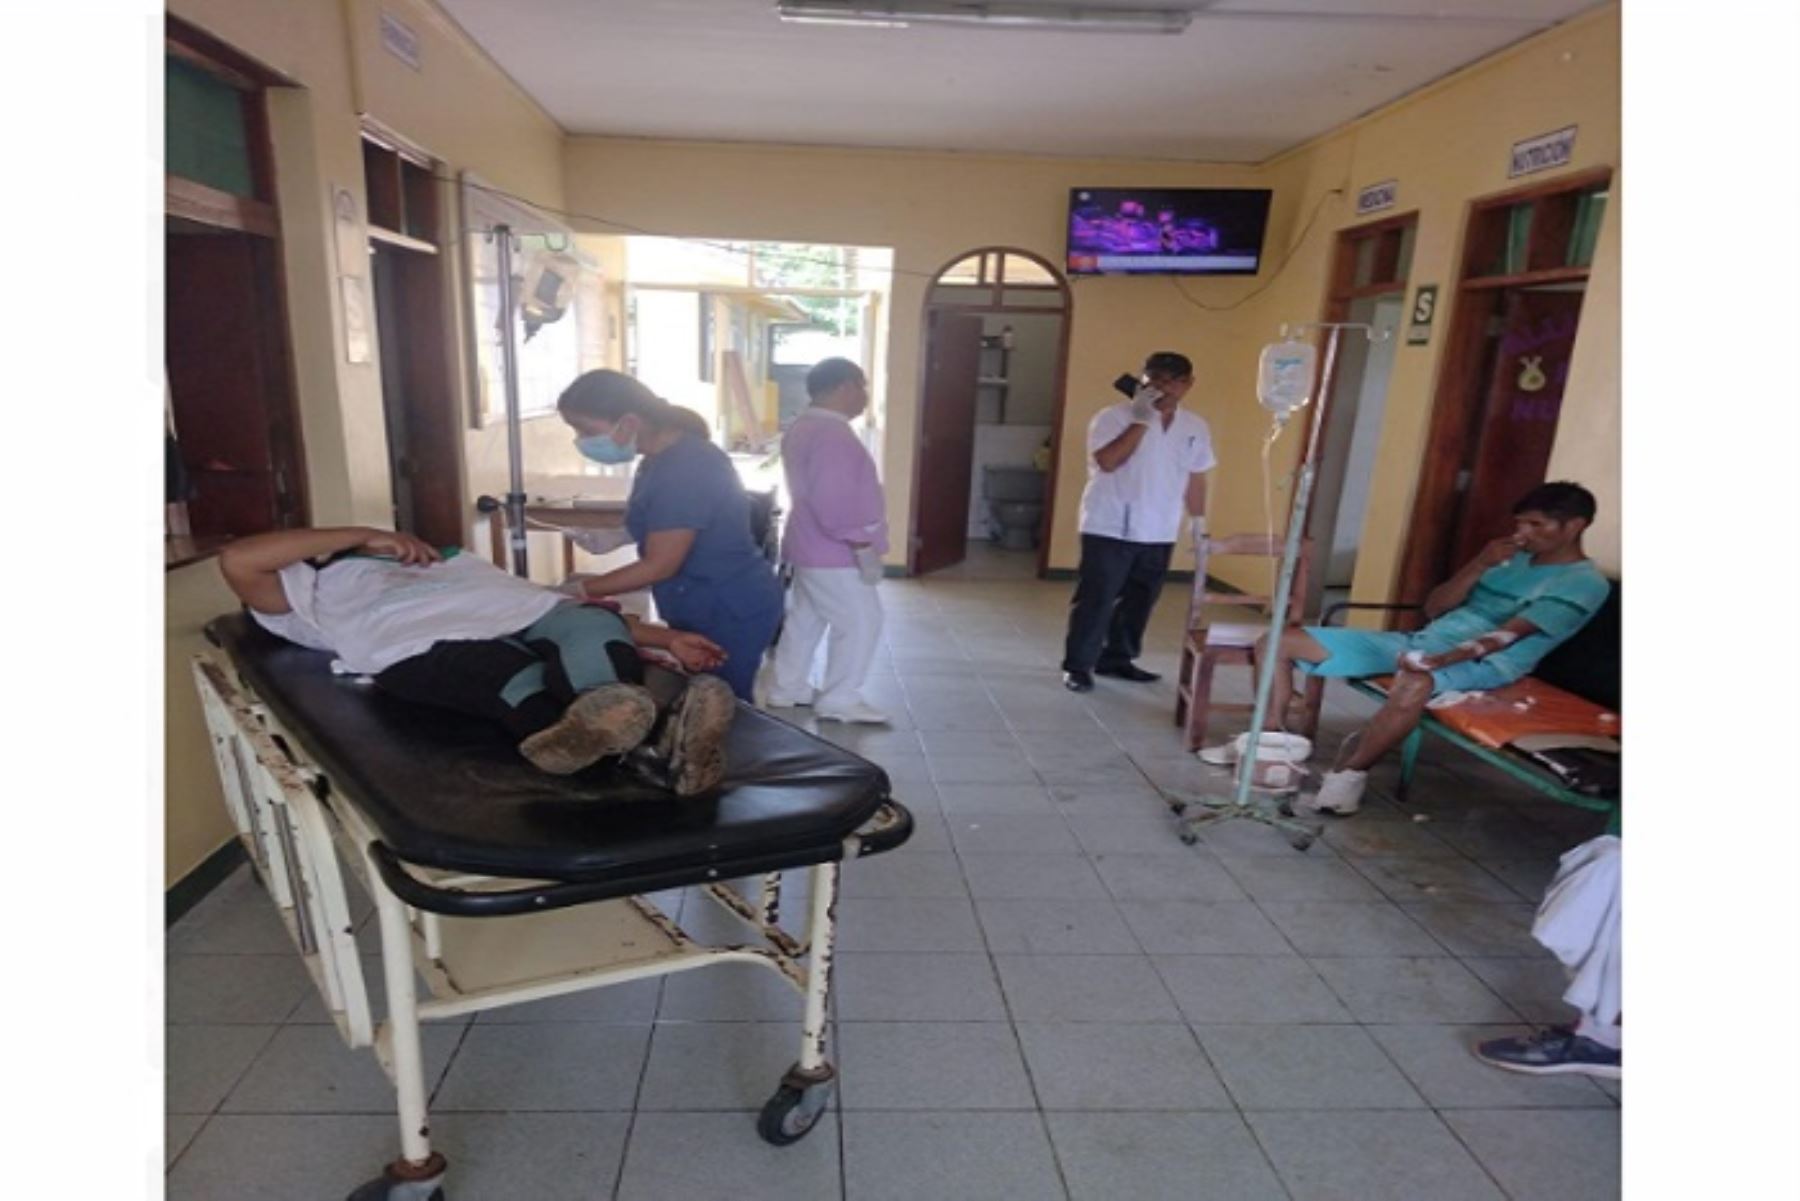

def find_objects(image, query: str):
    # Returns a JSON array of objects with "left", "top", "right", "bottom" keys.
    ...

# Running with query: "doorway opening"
[
  {"left": 1395, "top": 170, "right": 1610, "bottom": 610},
  {"left": 1304, "top": 213, "right": 1416, "bottom": 616},
  {"left": 912, "top": 248, "right": 1070, "bottom": 578}
]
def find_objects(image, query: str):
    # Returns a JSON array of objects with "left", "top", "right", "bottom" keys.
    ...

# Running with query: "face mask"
[{"left": 575, "top": 429, "right": 637, "bottom": 464}]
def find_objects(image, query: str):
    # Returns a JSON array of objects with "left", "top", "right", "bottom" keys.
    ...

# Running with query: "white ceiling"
[{"left": 435, "top": 0, "right": 1605, "bottom": 162}]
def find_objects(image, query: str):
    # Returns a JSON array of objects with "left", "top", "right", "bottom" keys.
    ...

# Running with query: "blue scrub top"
[{"left": 625, "top": 432, "right": 782, "bottom": 645}]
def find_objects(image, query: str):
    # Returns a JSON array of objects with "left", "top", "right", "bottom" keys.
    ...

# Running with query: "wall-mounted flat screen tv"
[{"left": 1067, "top": 187, "right": 1273, "bottom": 277}]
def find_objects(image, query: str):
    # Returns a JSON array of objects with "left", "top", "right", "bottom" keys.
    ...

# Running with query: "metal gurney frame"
[{"left": 191, "top": 641, "right": 912, "bottom": 1201}]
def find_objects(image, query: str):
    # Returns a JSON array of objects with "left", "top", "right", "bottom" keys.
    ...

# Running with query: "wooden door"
[
  {"left": 1446, "top": 289, "right": 1585, "bottom": 567},
  {"left": 370, "top": 243, "right": 463, "bottom": 546},
  {"left": 913, "top": 310, "right": 984, "bottom": 574}
]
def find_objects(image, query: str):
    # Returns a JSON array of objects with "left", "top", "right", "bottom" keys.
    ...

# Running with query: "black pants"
[{"left": 1061, "top": 534, "right": 1173, "bottom": 674}]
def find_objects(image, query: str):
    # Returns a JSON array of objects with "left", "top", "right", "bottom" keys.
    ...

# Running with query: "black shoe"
[
  {"left": 1473, "top": 1026, "right": 1621, "bottom": 1080},
  {"left": 1095, "top": 662, "right": 1161, "bottom": 683},
  {"left": 1062, "top": 670, "right": 1095, "bottom": 693}
]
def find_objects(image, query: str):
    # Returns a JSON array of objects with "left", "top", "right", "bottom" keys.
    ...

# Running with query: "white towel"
[{"left": 1532, "top": 834, "right": 1622, "bottom": 1026}]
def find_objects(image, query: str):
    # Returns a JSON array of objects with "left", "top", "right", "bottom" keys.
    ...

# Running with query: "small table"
[{"left": 484, "top": 476, "right": 633, "bottom": 576}]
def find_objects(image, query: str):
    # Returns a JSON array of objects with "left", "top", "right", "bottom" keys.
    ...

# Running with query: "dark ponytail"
[{"left": 557, "top": 369, "right": 710, "bottom": 439}]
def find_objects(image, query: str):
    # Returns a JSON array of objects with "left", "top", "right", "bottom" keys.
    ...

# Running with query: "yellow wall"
[{"left": 164, "top": 564, "right": 244, "bottom": 887}]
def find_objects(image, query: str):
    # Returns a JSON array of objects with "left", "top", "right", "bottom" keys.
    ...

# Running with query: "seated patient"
[
  {"left": 1231, "top": 481, "right": 1609, "bottom": 817},
  {"left": 218, "top": 525, "right": 737, "bottom": 795}
]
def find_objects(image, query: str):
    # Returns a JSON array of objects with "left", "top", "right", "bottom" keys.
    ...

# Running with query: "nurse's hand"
[
  {"left": 360, "top": 529, "right": 440, "bottom": 566},
  {"left": 668, "top": 632, "right": 727, "bottom": 672}
]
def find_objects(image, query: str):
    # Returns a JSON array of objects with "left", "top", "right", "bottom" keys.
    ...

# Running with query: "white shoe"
[
  {"left": 1296, "top": 768, "right": 1367, "bottom": 816},
  {"left": 765, "top": 689, "right": 815, "bottom": 708},
  {"left": 816, "top": 700, "right": 891, "bottom": 725}
]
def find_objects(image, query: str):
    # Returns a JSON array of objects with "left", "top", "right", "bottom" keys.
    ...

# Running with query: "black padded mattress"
[{"left": 206, "top": 614, "right": 897, "bottom": 886}]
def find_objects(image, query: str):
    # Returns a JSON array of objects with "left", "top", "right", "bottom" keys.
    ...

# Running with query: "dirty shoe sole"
[
  {"left": 519, "top": 684, "right": 657, "bottom": 775},
  {"left": 662, "top": 676, "right": 736, "bottom": 796}
]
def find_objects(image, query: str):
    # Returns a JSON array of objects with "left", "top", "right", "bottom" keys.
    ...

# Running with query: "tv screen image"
[{"left": 1067, "top": 187, "right": 1273, "bottom": 277}]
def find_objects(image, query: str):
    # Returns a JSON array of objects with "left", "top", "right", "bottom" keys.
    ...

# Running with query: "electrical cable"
[{"left": 1170, "top": 185, "right": 1345, "bottom": 314}]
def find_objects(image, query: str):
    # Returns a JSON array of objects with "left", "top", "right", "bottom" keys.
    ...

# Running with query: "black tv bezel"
[{"left": 1065, "top": 186, "right": 1274, "bottom": 278}]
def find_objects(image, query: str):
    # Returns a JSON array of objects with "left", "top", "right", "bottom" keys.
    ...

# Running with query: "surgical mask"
[{"left": 575, "top": 431, "right": 637, "bottom": 464}]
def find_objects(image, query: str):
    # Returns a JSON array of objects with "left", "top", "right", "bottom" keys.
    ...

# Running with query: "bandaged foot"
[
  {"left": 519, "top": 683, "right": 657, "bottom": 775},
  {"left": 1295, "top": 768, "right": 1366, "bottom": 816}
]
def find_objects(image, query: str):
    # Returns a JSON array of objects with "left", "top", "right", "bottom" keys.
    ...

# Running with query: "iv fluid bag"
[{"left": 1257, "top": 338, "right": 1317, "bottom": 417}]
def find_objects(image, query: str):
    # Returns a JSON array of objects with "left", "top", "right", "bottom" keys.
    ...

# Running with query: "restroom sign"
[
  {"left": 1356, "top": 180, "right": 1398, "bottom": 216},
  {"left": 1406, "top": 284, "right": 1439, "bottom": 345},
  {"left": 1509, "top": 126, "right": 1577, "bottom": 178}
]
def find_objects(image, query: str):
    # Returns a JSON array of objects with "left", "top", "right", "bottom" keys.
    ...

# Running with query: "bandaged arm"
[{"left": 1401, "top": 618, "right": 1538, "bottom": 674}]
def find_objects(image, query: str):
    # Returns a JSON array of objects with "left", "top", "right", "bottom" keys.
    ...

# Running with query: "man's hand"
[
  {"left": 667, "top": 632, "right": 727, "bottom": 672},
  {"left": 1129, "top": 383, "right": 1163, "bottom": 425},
  {"left": 1476, "top": 534, "right": 1525, "bottom": 570},
  {"left": 359, "top": 529, "right": 440, "bottom": 566}
]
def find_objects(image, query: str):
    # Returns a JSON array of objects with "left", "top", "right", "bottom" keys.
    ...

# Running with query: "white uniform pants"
[{"left": 771, "top": 566, "right": 883, "bottom": 710}]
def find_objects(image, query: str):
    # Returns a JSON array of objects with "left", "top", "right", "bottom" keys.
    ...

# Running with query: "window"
[{"left": 698, "top": 294, "right": 717, "bottom": 383}]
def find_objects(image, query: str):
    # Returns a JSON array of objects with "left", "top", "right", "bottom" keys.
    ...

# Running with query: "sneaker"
[
  {"left": 1474, "top": 1026, "right": 1621, "bottom": 1080},
  {"left": 765, "top": 688, "right": 815, "bottom": 708},
  {"left": 518, "top": 683, "right": 657, "bottom": 775},
  {"left": 1295, "top": 768, "right": 1366, "bottom": 816},
  {"left": 816, "top": 700, "right": 891, "bottom": 725},
  {"left": 651, "top": 675, "right": 738, "bottom": 796}
]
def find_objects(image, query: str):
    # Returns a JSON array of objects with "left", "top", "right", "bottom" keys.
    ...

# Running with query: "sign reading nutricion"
[
  {"left": 1508, "top": 126, "right": 1577, "bottom": 179},
  {"left": 1355, "top": 181, "right": 1398, "bottom": 216}
]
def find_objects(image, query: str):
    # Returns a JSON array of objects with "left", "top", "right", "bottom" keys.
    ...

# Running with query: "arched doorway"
[{"left": 910, "top": 248, "right": 1071, "bottom": 577}]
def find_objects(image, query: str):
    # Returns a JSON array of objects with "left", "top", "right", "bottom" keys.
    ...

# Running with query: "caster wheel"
[
  {"left": 757, "top": 1080, "right": 832, "bottom": 1146},
  {"left": 1178, "top": 830, "right": 1199, "bottom": 846},
  {"left": 347, "top": 1172, "right": 445, "bottom": 1200},
  {"left": 1286, "top": 832, "right": 1315, "bottom": 852}
]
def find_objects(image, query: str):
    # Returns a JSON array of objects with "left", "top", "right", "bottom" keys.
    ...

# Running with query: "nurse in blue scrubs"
[{"left": 556, "top": 370, "right": 783, "bottom": 701}]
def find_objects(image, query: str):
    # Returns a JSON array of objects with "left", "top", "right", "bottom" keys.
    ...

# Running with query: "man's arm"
[
  {"left": 1404, "top": 616, "right": 1540, "bottom": 674},
  {"left": 219, "top": 526, "right": 438, "bottom": 613},
  {"left": 622, "top": 614, "right": 727, "bottom": 672},
  {"left": 1423, "top": 536, "right": 1523, "bottom": 619},
  {"left": 1092, "top": 423, "right": 1149, "bottom": 474},
  {"left": 1184, "top": 472, "right": 1208, "bottom": 518}
]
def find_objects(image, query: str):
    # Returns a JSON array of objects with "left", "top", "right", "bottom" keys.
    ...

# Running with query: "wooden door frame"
[
  {"left": 907, "top": 246, "right": 1071, "bottom": 576},
  {"left": 1392, "top": 168, "right": 1611, "bottom": 609}
]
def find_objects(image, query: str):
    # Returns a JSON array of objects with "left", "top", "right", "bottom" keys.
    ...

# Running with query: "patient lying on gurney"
[{"left": 218, "top": 525, "right": 736, "bottom": 794}]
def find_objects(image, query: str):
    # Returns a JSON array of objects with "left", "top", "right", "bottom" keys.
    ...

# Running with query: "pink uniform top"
[{"left": 779, "top": 407, "right": 889, "bottom": 568}]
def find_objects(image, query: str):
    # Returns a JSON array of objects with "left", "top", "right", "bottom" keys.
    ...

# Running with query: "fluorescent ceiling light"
[{"left": 775, "top": 2, "right": 1194, "bottom": 35}]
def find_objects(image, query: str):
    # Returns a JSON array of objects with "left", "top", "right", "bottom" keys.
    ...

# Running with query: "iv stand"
[
  {"left": 1173, "top": 320, "right": 1386, "bottom": 851},
  {"left": 493, "top": 224, "right": 532, "bottom": 578}
]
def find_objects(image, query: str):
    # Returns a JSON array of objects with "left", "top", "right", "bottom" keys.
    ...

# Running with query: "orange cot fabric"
[{"left": 1367, "top": 677, "right": 1622, "bottom": 750}]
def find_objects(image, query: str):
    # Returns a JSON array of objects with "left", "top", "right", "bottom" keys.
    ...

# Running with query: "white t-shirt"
[
  {"left": 1077, "top": 401, "right": 1217, "bottom": 544},
  {"left": 250, "top": 552, "right": 566, "bottom": 676}
]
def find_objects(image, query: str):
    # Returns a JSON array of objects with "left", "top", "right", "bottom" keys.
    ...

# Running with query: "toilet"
[{"left": 981, "top": 466, "right": 1046, "bottom": 551}]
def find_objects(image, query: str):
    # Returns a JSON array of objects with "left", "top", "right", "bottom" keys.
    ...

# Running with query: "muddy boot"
[
  {"left": 518, "top": 683, "right": 657, "bottom": 775},
  {"left": 633, "top": 675, "right": 736, "bottom": 796}
]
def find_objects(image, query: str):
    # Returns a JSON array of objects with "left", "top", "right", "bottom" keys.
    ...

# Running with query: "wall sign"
[
  {"left": 1355, "top": 180, "right": 1398, "bottom": 217},
  {"left": 380, "top": 11, "right": 422, "bottom": 71},
  {"left": 1508, "top": 126, "right": 1577, "bottom": 179},
  {"left": 1406, "top": 284, "right": 1439, "bottom": 346}
]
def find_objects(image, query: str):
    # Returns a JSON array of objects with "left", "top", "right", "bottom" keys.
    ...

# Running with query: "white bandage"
[
  {"left": 1400, "top": 650, "right": 1432, "bottom": 673},
  {"left": 1458, "top": 630, "right": 1521, "bottom": 659}
]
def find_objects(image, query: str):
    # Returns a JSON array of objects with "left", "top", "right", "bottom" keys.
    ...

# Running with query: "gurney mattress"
[{"left": 206, "top": 614, "right": 893, "bottom": 884}]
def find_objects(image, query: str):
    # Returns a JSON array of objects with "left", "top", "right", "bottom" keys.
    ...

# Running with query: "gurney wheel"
[
  {"left": 346, "top": 1171, "right": 444, "bottom": 1201},
  {"left": 757, "top": 1081, "right": 831, "bottom": 1146}
]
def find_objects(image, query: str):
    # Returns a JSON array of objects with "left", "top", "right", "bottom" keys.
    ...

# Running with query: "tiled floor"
[{"left": 167, "top": 569, "right": 1619, "bottom": 1200}]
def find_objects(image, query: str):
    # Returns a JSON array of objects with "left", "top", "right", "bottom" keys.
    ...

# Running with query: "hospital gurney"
[{"left": 193, "top": 613, "right": 912, "bottom": 1201}]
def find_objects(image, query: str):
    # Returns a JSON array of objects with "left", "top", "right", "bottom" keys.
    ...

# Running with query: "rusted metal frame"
[{"left": 703, "top": 879, "right": 808, "bottom": 959}]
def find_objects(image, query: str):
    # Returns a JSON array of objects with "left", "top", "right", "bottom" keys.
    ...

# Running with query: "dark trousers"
[{"left": 1062, "top": 534, "right": 1173, "bottom": 673}]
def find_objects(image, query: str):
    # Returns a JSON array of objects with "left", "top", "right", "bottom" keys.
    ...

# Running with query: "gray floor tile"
[
  {"left": 836, "top": 952, "right": 1008, "bottom": 1021},
  {"left": 1247, "top": 1109, "right": 1506, "bottom": 1200},
  {"left": 166, "top": 954, "right": 312, "bottom": 1025},
  {"left": 841, "top": 848, "right": 971, "bottom": 898},
  {"left": 1196, "top": 817, "right": 1343, "bottom": 857},
  {"left": 1310, "top": 957, "right": 1517, "bottom": 1023},
  {"left": 1259, "top": 901, "right": 1447, "bottom": 956},
  {"left": 1091, "top": 852, "right": 1248, "bottom": 902},
  {"left": 1154, "top": 955, "right": 1351, "bottom": 1024},
  {"left": 167, "top": 870, "right": 296, "bottom": 955},
  {"left": 1017, "top": 1023, "right": 1231, "bottom": 1110},
  {"left": 658, "top": 960, "right": 811, "bottom": 1021},
  {"left": 935, "top": 783, "right": 1058, "bottom": 815},
  {"left": 166, "top": 1024, "right": 279, "bottom": 1114},
  {"left": 908, "top": 702, "right": 1011, "bottom": 732},
  {"left": 1483, "top": 856, "right": 1559, "bottom": 900},
  {"left": 617, "top": 1111, "right": 840, "bottom": 1201},
  {"left": 994, "top": 954, "right": 1181, "bottom": 1022},
  {"left": 1400, "top": 902, "right": 1551, "bottom": 958},
  {"left": 1320, "top": 818, "right": 1459, "bottom": 859},
  {"left": 842, "top": 1111, "right": 1066, "bottom": 1201},
  {"left": 165, "top": 1114, "right": 397, "bottom": 1201},
  {"left": 1047, "top": 782, "right": 1171, "bottom": 816},
  {"left": 839, "top": 1021, "right": 1035, "bottom": 1109},
  {"left": 221, "top": 1023, "right": 460, "bottom": 1114},
  {"left": 1198, "top": 1023, "right": 1425, "bottom": 1110},
  {"left": 425, "top": 1112, "right": 630, "bottom": 1200},
  {"left": 961, "top": 852, "right": 1109, "bottom": 900},
  {"left": 919, "top": 728, "right": 1023, "bottom": 756},
  {"left": 1443, "top": 1108, "right": 1621, "bottom": 1201},
  {"left": 473, "top": 976, "right": 661, "bottom": 1023},
  {"left": 1369, "top": 1024, "right": 1613, "bottom": 1109},
  {"left": 636, "top": 1022, "right": 805, "bottom": 1110},
  {"left": 1353, "top": 855, "right": 1522, "bottom": 904},
  {"left": 928, "top": 751, "right": 1038, "bottom": 784},
  {"left": 1116, "top": 900, "right": 1294, "bottom": 956},
  {"left": 1065, "top": 813, "right": 1189, "bottom": 854},
  {"left": 1460, "top": 957, "right": 1583, "bottom": 1024},
  {"left": 1427, "top": 816, "right": 1569, "bottom": 863},
  {"left": 1025, "top": 751, "right": 1148, "bottom": 787},
  {"left": 976, "top": 898, "right": 1141, "bottom": 954},
  {"left": 432, "top": 1023, "right": 651, "bottom": 1111},
  {"left": 1047, "top": 1111, "right": 1289, "bottom": 1201},
  {"left": 165, "top": 1113, "right": 207, "bottom": 1170},
  {"left": 946, "top": 814, "right": 1080, "bottom": 855},
  {"left": 837, "top": 896, "right": 987, "bottom": 953},
  {"left": 1217, "top": 855, "right": 1386, "bottom": 902}
]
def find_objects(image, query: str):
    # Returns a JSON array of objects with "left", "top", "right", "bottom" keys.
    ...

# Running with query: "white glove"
[
  {"left": 1129, "top": 384, "right": 1162, "bottom": 425},
  {"left": 571, "top": 526, "right": 633, "bottom": 555},
  {"left": 853, "top": 545, "right": 883, "bottom": 586},
  {"left": 555, "top": 574, "right": 595, "bottom": 600}
]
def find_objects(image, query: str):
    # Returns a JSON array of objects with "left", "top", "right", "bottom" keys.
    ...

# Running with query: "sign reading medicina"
[
  {"left": 1508, "top": 126, "right": 1578, "bottom": 178},
  {"left": 1355, "top": 180, "right": 1398, "bottom": 217}
]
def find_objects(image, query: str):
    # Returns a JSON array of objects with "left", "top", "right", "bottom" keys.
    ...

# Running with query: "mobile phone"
[{"left": 1113, "top": 373, "right": 1141, "bottom": 399}]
